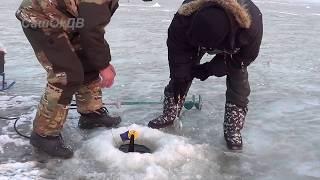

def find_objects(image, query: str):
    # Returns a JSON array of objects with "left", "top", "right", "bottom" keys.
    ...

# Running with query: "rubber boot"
[
  {"left": 148, "top": 90, "right": 185, "bottom": 129},
  {"left": 223, "top": 102, "right": 248, "bottom": 150},
  {"left": 78, "top": 107, "right": 121, "bottom": 129},
  {"left": 30, "top": 132, "right": 73, "bottom": 158}
]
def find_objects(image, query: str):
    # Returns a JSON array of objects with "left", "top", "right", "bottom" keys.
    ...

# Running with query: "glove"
[
  {"left": 210, "top": 57, "right": 228, "bottom": 77},
  {"left": 173, "top": 79, "right": 189, "bottom": 104},
  {"left": 192, "top": 62, "right": 210, "bottom": 81},
  {"left": 192, "top": 57, "right": 227, "bottom": 81}
]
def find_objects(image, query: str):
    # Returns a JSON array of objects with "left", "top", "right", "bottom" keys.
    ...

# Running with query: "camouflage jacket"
[{"left": 16, "top": 0, "right": 119, "bottom": 70}]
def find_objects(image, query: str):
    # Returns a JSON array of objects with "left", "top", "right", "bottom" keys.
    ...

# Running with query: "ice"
[
  {"left": 63, "top": 124, "right": 208, "bottom": 179},
  {"left": 277, "top": 11, "right": 299, "bottom": 16},
  {"left": 0, "top": 42, "right": 7, "bottom": 53},
  {"left": 296, "top": 162, "right": 320, "bottom": 178},
  {"left": 0, "top": 161, "right": 41, "bottom": 180},
  {"left": 0, "top": 95, "right": 38, "bottom": 110},
  {"left": 0, "top": 0, "right": 320, "bottom": 179},
  {"left": 0, "top": 96, "right": 39, "bottom": 135},
  {"left": 0, "top": 135, "right": 28, "bottom": 153},
  {"left": 151, "top": 3, "right": 161, "bottom": 8}
]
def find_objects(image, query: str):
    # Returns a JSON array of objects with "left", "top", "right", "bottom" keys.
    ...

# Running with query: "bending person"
[
  {"left": 16, "top": 0, "right": 121, "bottom": 158},
  {"left": 148, "top": 0, "right": 263, "bottom": 150}
]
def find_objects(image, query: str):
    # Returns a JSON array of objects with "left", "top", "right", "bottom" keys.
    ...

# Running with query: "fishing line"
[{"left": 0, "top": 115, "right": 31, "bottom": 139}]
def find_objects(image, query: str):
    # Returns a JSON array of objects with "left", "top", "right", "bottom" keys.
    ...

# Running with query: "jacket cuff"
[{"left": 97, "top": 61, "right": 110, "bottom": 71}]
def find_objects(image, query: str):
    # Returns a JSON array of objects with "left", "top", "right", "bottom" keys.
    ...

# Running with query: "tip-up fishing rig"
[
  {"left": 117, "top": 129, "right": 151, "bottom": 154},
  {"left": 0, "top": 68, "right": 15, "bottom": 91}
]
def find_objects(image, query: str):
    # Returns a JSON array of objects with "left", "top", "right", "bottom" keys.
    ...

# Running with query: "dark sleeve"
[
  {"left": 205, "top": 31, "right": 262, "bottom": 74},
  {"left": 234, "top": 9, "right": 263, "bottom": 67},
  {"left": 168, "top": 45, "right": 197, "bottom": 81},
  {"left": 167, "top": 15, "right": 199, "bottom": 81},
  {"left": 234, "top": 30, "right": 263, "bottom": 67},
  {"left": 205, "top": 54, "right": 228, "bottom": 76},
  {"left": 209, "top": 21, "right": 263, "bottom": 70},
  {"left": 205, "top": 26, "right": 263, "bottom": 75},
  {"left": 78, "top": 0, "right": 117, "bottom": 70}
]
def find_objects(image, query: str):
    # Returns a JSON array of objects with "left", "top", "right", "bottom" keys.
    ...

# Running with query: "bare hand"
[{"left": 99, "top": 64, "right": 116, "bottom": 88}]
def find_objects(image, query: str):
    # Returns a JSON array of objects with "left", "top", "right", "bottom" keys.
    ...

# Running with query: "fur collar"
[{"left": 178, "top": 0, "right": 251, "bottom": 28}]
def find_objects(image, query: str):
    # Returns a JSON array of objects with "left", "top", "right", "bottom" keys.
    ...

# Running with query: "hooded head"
[{"left": 187, "top": 7, "right": 230, "bottom": 49}]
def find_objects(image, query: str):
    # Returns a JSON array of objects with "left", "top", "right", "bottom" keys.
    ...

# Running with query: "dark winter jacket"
[
  {"left": 16, "top": 0, "right": 119, "bottom": 70},
  {"left": 167, "top": 0, "right": 263, "bottom": 81}
]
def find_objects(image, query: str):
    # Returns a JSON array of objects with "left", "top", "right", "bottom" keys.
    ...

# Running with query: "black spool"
[{"left": 119, "top": 135, "right": 152, "bottom": 154}]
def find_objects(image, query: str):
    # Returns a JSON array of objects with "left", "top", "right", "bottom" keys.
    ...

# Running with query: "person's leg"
[
  {"left": 75, "top": 78, "right": 121, "bottom": 128},
  {"left": 73, "top": 41, "right": 121, "bottom": 129},
  {"left": 148, "top": 78, "right": 192, "bottom": 129},
  {"left": 224, "top": 64, "right": 250, "bottom": 150},
  {"left": 148, "top": 46, "right": 204, "bottom": 129},
  {"left": 23, "top": 27, "right": 84, "bottom": 158},
  {"left": 72, "top": 36, "right": 101, "bottom": 114}
]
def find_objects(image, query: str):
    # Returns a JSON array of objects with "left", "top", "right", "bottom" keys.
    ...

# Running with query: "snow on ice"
[{"left": 0, "top": 0, "right": 320, "bottom": 179}]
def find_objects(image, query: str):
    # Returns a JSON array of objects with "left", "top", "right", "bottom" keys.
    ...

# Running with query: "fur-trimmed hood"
[{"left": 178, "top": 0, "right": 251, "bottom": 28}]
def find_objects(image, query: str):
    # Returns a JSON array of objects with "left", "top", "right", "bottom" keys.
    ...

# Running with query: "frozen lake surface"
[{"left": 0, "top": 0, "right": 320, "bottom": 179}]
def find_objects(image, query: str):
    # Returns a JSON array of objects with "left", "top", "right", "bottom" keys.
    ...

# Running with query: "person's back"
[{"left": 16, "top": 0, "right": 118, "bottom": 33}]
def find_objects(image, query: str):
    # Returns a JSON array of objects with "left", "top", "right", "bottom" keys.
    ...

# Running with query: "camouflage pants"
[{"left": 23, "top": 27, "right": 103, "bottom": 136}]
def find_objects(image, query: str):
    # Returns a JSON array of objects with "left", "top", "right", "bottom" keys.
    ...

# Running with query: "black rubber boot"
[
  {"left": 30, "top": 132, "right": 73, "bottom": 159},
  {"left": 78, "top": 107, "right": 121, "bottom": 129},
  {"left": 223, "top": 102, "right": 248, "bottom": 150},
  {"left": 148, "top": 92, "right": 185, "bottom": 129}
]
